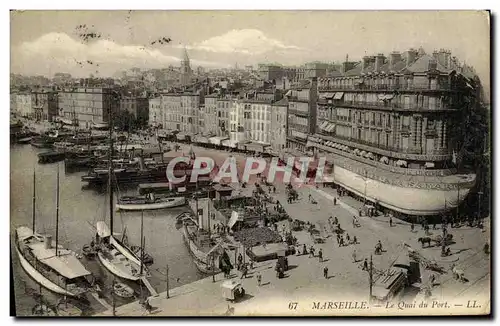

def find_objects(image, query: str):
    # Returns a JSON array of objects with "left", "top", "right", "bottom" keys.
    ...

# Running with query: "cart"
[{"left": 221, "top": 280, "right": 246, "bottom": 302}]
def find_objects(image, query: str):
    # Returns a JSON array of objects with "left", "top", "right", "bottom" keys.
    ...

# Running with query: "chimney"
[
  {"left": 437, "top": 49, "right": 452, "bottom": 69},
  {"left": 361, "top": 56, "right": 371, "bottom": 72},
  {"left": 375, "top": 54, "right": 385, "bottom": 72},
  {"left": 404, "top": 49, "right": 418, "bottom": 67},
  {"left": 428, "top": 58, "right": 437, "bottom": 71},
  {"left": 45, "top": 235, "right": 53, "bottom": 250},
  {"left": 389, "top": 52, "right": 402, "bottom": 71}
]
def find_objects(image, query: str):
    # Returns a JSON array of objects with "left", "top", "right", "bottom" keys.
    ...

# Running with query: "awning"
[
  {"left": 343, "top": 145, "right": 349, "bottom": 151},
  {"left": 228, "top": 211, "right": 243, "bottom": 229},
  {"left": 176, "top": 132, "right": 186, "bottom": 141},
  {"left": 209, "top": 136, "right": 228, "bottom": 145},
  {"left": 326, "top": 123, "right": 336, "bottom": 132},
  {"left": 365, "top": 152, "right": 374, "bottom": 159},
  {"left": 425, "top": 162, "right": 435, "bottom": 168},
  {"left": 319, "top": 121, "right": 329, "bottom": 130},
  {"left": 246, "top": 142, "right": 270, "bottom": 152},
  {"left": 380, "top": 156, "right": 389, "bottom": 164},
  {"left": 333, "top": 92, "right": 344, "bottom": 100},
  {"left": 354, "top": 149, "right": 361, "bottom": 155},
  {"left": 360, "top": 150, "right": 367, "bottom": 157},
  {"left": 194, "top": 135, "right": 209, "bottom": 144},
  {"left": 237, "top": 141, "right": 250, "bottom": 150},
  {"left": 319, "top": 92, "right": 336, "bottom": 99},
  {"left": 222, "top": 139, "right": 237, "bottom": 148}
]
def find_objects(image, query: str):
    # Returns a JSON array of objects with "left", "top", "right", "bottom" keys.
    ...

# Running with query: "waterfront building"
[
  {"left": 270, "top": 98, "right": 288, "bottom": 154},
  {"left": 180, "top": 91, "right": 204, "bottom": 134},
  {"left": 161, "top": 93, "right": 182, "bottom": 131},
  {"left": 58, "top": 87, "right": 118, "bottom": 128},
  {"left": 286, "top": 77, "right": 318, "bottom": 153},
  {"left": 12, "top": 93, "right": 33, "bottom": 118},
  {"left": 204, "top": 94, "right": 218, "bottom": 135},
  {"left": 32, "top": 90, "right": 59, "bottom": 122},
  {"left": 216, "top": 97, "right": 231, "bottom": 137},
  {"left": 309, "top": 48, "right": 477, "bottom": 217},
  {"left": 120, "top": 96, "right": 149, "bottom": 126},
  {"left": 148, "top": 97, "right": 162, "bottom": 127}
]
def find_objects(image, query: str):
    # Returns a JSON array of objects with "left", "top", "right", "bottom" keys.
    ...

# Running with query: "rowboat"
[{"left": 116, "top": 195, "right": 186, "bottom": 211}]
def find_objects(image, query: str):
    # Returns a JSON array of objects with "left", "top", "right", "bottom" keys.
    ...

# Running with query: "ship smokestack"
[{"left": 45, "top": 235, "right": 52, "bottom": 249}]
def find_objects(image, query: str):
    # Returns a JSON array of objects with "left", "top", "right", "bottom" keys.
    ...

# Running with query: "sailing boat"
[
  {"left": 95, "top": 104, "right": 150, "bottom": 282},
  {"left": 15, "top": 167, "right": 93, "bottom": 297}
]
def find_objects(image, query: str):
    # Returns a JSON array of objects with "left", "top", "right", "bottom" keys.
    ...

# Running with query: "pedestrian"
[
  {"left": 339, "top": 236, "right": 344, "bottom": 247},
  {"left": 333, "top": 197, "right": 337, "bottom": 205},
  {"left": 273, "top": 186, "right": 276, "bottom": 193},
  {"left": 389, "top": 216, "right": 393, "bottom": 227},
  {"left": 433, "top": 223, "right": 437, "bottom": 230},
  {"left": 302, "top": 243, "right": 308, "bottom": 255},
  {"left": 346, "top": 233, "right": 350, "bottom": 243},
  {"left": 318, "top": 249, "right": 323, "bottom": 262},
  {"left": 336, "top": 234, "right": 340, "bottom": 244},
  {"left": 310, "top": 246, "right": 315, "bottom": 257},
  {"left": 430, "top": 274, "right": 436, "bottom": 287},
  {"left": 308, "top": 194, "right": 312, "bottom": 203},
  {"left": 257, "top": 272, "right": 262, "bottom": 286},
  {"left": 411, "top": 222, "right": 415, "bottom": 232},
  {"left": 362, "top": 258, "right": 368, "bottom": 271},
  {"left": 353, "top": 235, "right": 358, "bottom": 244},
  {"left": 323, "top": 266, "right": 328, "bottom": 279},
  {"left": 334, "top": 216, "right": 338, "bottom": 225},
  {"left": 240, "top": 264, "right": 248, "bottom": 279},
  {"left": 352, "top": 249, "right": 357, "bottom": 263}
]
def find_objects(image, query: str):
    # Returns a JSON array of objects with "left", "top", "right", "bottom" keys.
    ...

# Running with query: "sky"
[{"left": 10, "top": 10, "right": 490, "bottom": 87}]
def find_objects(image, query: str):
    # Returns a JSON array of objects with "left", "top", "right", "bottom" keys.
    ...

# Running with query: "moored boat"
[
  {"left": 116, "top": 195, "right": 186, "bottom": 211},
  {"left": 15, "top": 226, "right": 93, "bottom": 297},
  {"left": 17, "top": 137, "right": 33, "bottom": 144},
  {"left": 38, "top": 151, "right": 66, "bottom": 164}
]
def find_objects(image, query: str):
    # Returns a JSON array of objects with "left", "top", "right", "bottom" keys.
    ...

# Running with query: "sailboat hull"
[
  {"left": 97, "top": 251, "right": 140, "bottom": 281},
  {"left": 15, "top": 245, "right": 75, "bottom": 297}
]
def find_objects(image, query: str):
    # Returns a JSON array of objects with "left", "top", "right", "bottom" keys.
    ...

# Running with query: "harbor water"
[{"left": 10, "top": 144, "right": 203, "bottom": 315}]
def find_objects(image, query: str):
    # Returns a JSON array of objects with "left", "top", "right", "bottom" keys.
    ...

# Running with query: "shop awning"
[
  {"left": 365, "top": 152, "right": 374, "bottom": 159},
  {"left": 354, "top": 149, "right": 360, "bottom": 155},
  {"left": 360, "top": 150, "right": 367, "bottom": 157},
  {"left": 176, "top": 132, "right": 186, "bottom": 141},
  {"left": 246, "top": 142, "right": 270, "bottom": 152},
  {"left": 237, "top": 141, "right": 250, "bottom": 150},
  {"left": 319, "top": 92, "right": 336, "bottom": 99},
  {"left": 319, "top": 121, "right": 329, "bottom": 130},
  {"left": 380, "top": 156, "right": 389, "bottom": 164},
  {"left": 193, "top": 135, "right": 209, "bottom": 144},
  {"left": 209, "top": 136, "right": 228, "bottom": 145},
  {"left": 222, "top": 139, "right": 238, "bottom": 148},
  {"left": 343, "top": 145, "right": 349, "bottom": 151},
  {"left": 333, "top": 92, "right": 344, "bottom": 100},
  {"left": 325, "top": 123, "right": 336, "bottom": 132},
  {"left": 425, "top": 162, "right": 435, "bottom": 168}
]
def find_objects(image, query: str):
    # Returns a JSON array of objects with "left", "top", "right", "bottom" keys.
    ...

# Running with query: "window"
[
  {"left": 401, "top": 136, "right": 409, "bottom": 150},
  {"left": 404, "top": 96, "right": 410, "bottom": 109},
  {"left": 402, "top": 116, "right": 410, "bottom": 128}
]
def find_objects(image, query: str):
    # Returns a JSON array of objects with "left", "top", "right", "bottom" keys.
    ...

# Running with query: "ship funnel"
[{"left": 44, "top": 235, "right": 53, "bottom": 249}]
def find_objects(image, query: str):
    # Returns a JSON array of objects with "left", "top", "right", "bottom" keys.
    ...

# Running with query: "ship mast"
[
  {"left": 55, "top": 164, "right": 60, "bottom": 256},
  {"left": 32, "top": 169, "right": 36, "bottom": 232},
  {"left": 109, "top": 94, "right": 115, "bottom": 235}
]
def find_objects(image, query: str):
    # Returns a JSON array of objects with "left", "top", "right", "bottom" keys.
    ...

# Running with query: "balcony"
[
  {"left": 335, "top": 101, "right": 456, "bottom": 113},
  {"left": 318, "top": 84, "right": 453, "bottom": 92},
  {"left": 288, "top": 109, "right": 310, "bottom": 117},
  {"left": 316, "top": 133, "right": 452, "bottom": 161}
]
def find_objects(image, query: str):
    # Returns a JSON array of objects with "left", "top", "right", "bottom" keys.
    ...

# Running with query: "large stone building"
[
  {"left": 120, "top": 96, "right": 149, "bottom": 125},
  {"left": 161, "top": 93, "right": 182, "bottom": 131},
  {"left": 12, "top": 93, "right": 32, "bottom": 118},
  {"left": 270, "top": 98, "right": 288, "bottom": 154},
  {"left": 204, "top": 94, "right": 218, "bottom": 135},
  {"left": 148, "top": 97, "right": 162, "bottom": 127},
  {"left": 307, "top": 48, "right": 477, "bottom": 217},
  {"left": 216, "top": 97, "right": 231, "bottom": 137},
  {"left": 58, "top": 87, "right": 118, "bottom": 128},
  {"left": 286, "top": 78, "right": 318, "bottom": 152},
  {"left": 32, "top": 91, "right": 59, "bottom": 122}
]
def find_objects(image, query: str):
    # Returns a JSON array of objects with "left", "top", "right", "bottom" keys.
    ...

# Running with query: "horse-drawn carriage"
[{"left": 418, "top": 234, "right": 454, "bottom": 248}]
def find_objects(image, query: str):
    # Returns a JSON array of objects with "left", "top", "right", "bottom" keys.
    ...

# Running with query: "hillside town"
[{"left": 11, "top": 28, "right": 490, "bottom": 316}]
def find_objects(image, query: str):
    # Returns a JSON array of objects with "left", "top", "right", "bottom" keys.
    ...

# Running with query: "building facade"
[
  {"left": 270, "top": 98, "right": 288, "bottom": 153},
  {"left": 286, "top": 78, "right": 318, "bottom": 152},
  {"left": 13, "top": 93, "right": 32, "bottom": 118},
  {"left": 58, "top": 87, "right": 117, "bottom": 128},
  {"left": 148, "top": 97, "right": 162, "bottom": 127},
  {"left": 203, "top": 95, "right": 218, "bottom": 135},
  {"left": 308, "top": 49, "right": 476, "bottom": 217},
  {"left": 180, "top": 92, "right": 204, "bottom": 134},
  {"left": 120, "top": 96, "right": 149, "bottom": 126},
  {"left": 32, "top": 91, "right": 59, "bottom": 122},
  {"left": 161, "top": 94, "right": 182, "bottom": 131},
  {"left": 216, "top": 98, "right": 231, "bottom": 137}
]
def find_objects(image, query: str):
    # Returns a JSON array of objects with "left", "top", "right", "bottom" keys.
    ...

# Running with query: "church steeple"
[
  {"left": 180, "top": 47, "right": 192, "bottom": 86},
  {"left": 182, "top": 47, "right": 190, "bottom": 64}
]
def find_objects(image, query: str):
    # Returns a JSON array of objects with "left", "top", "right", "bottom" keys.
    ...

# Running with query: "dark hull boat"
[{"left": 38, "top": 151, "right": 66, "bottom": 164}]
